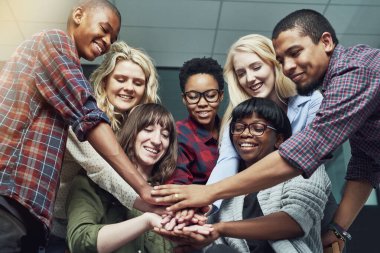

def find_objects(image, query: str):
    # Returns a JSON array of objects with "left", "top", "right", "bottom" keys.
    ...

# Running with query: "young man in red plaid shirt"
[{"left": 0, "top": 1, "right": 153, "bottom": 251}]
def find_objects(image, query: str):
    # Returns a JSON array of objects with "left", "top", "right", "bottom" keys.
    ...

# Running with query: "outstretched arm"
[
  {"left": 152, "top": 151, "right": 300, "bottom": 211},
  {"left": 97, "top": 212, "right": 162, "bottom": 253}
]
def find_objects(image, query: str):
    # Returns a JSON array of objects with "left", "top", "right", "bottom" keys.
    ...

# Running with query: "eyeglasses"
[
  {"left": 183, "top": 89, "right": 221, "bottom": 104},
  {"left": 231, "top": 122, "right": 277, "bottom": 136}
]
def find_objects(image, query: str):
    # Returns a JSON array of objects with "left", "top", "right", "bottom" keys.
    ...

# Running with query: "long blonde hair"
[
  {"left": 221, "top": 34, "right": 296, "bottom": 138},
  {"left": 90, "top": 41, "right": 160, "bottom": 131}
]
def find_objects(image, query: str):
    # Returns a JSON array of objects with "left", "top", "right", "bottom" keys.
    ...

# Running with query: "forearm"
[
  {"left": 333, "top": 180, "right": 373, "bottom": 230},
  {"left": 209, "top": 151, "right": 300, "bottom": 202},
  {"left": 87, "top": 122, "right": 149, "bottom": 195},
  {"left": 97, "top": 214, "right": 151, "bottom": 253},
  {"left": 215, "top": 211, "right": 303, "bottom": 241}
]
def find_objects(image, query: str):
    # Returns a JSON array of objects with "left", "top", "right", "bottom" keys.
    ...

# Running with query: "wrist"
[
  {"left": 214, "top": 222, "right": 225, "bottom": 237},
  {"left": 328, "top": 222, "right": 352, "bottom": 242},
  {"left": 207, "top": 184, "right": 220, "bottom": 204}
]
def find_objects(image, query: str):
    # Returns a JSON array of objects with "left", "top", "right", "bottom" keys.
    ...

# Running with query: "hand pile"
[{"left": 154, "top": 207, "right": 218, "bottom": 253}]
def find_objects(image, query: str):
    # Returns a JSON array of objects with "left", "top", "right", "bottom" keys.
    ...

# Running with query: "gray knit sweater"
[{"left": 206, "top": 165, "right": 331, "bottom": 253}]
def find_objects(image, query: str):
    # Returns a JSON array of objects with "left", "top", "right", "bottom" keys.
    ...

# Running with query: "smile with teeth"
[
  {"left": 240, "top": 142, "right": 258, "bottom": 147},
  {"left": 197, "top": 111, "right": 210, "bottom": 117},
  {"left": 144, "top": 146, "right": 159, "bottom": 154},
  {"left": 119, "top": 94, "right": 134, "bottom": 100},
  {"left": 249, "top": 82, "right": 264, "bottom": 91},
  {"left": 94, "top": 42, "right": 103, "bottom": 55}
]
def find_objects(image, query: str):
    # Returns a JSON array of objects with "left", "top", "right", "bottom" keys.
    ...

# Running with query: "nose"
[
  {"left": 150, "top": 130, "right": 162, "bottom": 145},
  {"left": 197, "top": 94, "right": 208, "bottom": 106},
  {"left": 123, "top": 80, "right": 134, "bottom": 92},
  {"left": 240, "top": 127, "right": 253, "bottom": 137},
  {"left": 246, "top": 70, "right": 256, "bottom": 83},
  {"left": 282, "top": 57, "right": 296, "bottom": 76}
]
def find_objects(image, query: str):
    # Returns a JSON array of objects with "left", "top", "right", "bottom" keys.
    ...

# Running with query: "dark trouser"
[{"left": 0, "top": 196, "right": 46, "bottom": 253}]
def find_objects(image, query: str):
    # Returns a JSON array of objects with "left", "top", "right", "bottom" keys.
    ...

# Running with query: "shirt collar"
[
  {"left": 322, "top": 44, "right": 344, "bottom": 94},
  {"left": 187, "top": 116, "right": 220, "bottom": 143}
]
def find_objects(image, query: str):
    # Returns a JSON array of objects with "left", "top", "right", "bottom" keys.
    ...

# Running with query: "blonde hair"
[
  {"left": 221, "top": 34, "right": 296, "bottom": 138},
  {"left": 90, "top": 41, "right": 160, "bottom": 131}
]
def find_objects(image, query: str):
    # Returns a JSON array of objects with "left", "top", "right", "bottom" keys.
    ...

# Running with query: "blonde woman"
[
  {"left": 47, "top": 41, "right": 160, "bottom": 252},
  {"left": 205, "top": 34, "right": 336, "bottom": 233}
]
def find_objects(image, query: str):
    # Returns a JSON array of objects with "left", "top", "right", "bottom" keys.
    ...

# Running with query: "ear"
[
  {"left": 72, "top": 7, "right": 84, "bottom": 26},
  {"left": 274, "top": 134, "right": 284, "bottom": 149},
  {"left": 219, "top": 91, "right": 224, "bottom": 102},
  {"left": 182, "top": 93, "right": 187, "bottom": 106},
  {"left": 320, "top": 32, "right": 334, "bottom": 54}
]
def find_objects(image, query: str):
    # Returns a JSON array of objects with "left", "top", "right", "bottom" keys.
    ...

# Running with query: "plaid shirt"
[
  {"left": 279, "top": 44, "right": 380, "bottom": 187},
  {"left": 166, "top": 117, "right": 220, "bottom": 185},
  {"left": 0, "top": 29, "right": 109, "bottom": 229}
]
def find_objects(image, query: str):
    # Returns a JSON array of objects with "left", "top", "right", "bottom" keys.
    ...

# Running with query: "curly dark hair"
[
  {"left": 272, "top": 9, "right": 338, "bottom": 45},
  {"left": 179, "top": 57, "right": 224, "bottom": 92}
]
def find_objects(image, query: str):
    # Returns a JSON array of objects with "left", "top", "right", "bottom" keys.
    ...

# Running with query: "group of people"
[{"left": 0, "top": 0, "right": 379, "bottom": 253}]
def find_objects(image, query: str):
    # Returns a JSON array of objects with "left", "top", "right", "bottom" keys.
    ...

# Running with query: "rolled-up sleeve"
[{"left": 279, "top": 66, "right": 378, "bottom": 178}]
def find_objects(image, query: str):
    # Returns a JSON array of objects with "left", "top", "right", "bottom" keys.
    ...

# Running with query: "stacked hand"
[{"left": 153, "top": 207, "right": 219, "bottom": 253}]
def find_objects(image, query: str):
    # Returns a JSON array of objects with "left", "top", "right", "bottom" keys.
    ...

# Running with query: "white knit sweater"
[{"left": 207, "top": 165, "right": 331, "bottom": 253}]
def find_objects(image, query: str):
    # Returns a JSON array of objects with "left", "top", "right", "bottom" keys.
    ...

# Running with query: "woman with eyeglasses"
[
  {"left": 165, "top": 57, "right": 224, "bottom": 185},
  {"left": 158, "top": 97, "right": 330, "bottom": 253}
]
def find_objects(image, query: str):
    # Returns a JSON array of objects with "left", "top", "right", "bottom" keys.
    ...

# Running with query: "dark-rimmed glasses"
[
  {"left": 231, "top": 122, "right": 277, "bottom": 136},
  {"left": 183, "top": 89, "right": 221, "bottom": 104}
]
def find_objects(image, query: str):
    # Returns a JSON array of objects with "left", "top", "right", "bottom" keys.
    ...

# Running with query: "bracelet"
[{"left": 328, "top": 222, "right": 352, "bottom": 242}]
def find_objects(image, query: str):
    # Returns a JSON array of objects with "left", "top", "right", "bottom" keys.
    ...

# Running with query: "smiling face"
[
  {"left": 233, "top": 51, "right": 276, "bottom": 101},
  {"left": 232, "top": 113, "right": 281, "bottom": 167},
  {"left": 105, "top": 60, "right": 146, "bottom": 113},
  {"left": 183, "top": 73, "right": 223, "bottom": 130},
  {"left": 71, "top": 6, "right": 120, "bottom": 61},
  {"left": 273, "top": 28, "right": 332, "bottom": 95},
  {"left": 134, "top": 123, "right": 170, "bottom": 172}
]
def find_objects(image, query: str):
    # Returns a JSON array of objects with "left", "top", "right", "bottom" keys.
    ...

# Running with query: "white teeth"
[
  {"left": 119, "top": 94, "right": 133, "bottom": 99},
  {"left": 145, "top": 147, "right": 159, "bottom": 154},
  {"left": 94, "top": 43, "right": 102, "bottom": 54},
  {"left": 250, "top": 82, "right": 263, "bottom": 91},
  {"left": 240, "top": 143, "right": 257, "bottom": 147},
  {"left": 198, "top": 111, "right": 209, "bottom": 116}
]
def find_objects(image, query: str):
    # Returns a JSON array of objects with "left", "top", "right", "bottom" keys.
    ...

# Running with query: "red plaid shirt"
[
  {"left": 0, "top": 29, "right": 109, "bottom": 229},
  {"left": 166, "top": 117, "right": 220, "bottom": 185},
  {"left": 279, "top": 44, "right": 380, "bottom": 187}
]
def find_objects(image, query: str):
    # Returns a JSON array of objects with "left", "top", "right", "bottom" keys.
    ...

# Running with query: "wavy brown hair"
[{"left": 116, "top": 103, "right": 177, "bottom": 185}]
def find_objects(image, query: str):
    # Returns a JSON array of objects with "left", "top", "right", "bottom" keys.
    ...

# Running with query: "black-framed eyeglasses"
[
  {"left": 231, "top": 122, "right": 277, "bottom": 136},
  {"left": 183, "top": 89, "right": 221, "bottom": 104}
]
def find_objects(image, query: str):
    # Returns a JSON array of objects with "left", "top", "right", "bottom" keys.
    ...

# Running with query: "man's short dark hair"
[
  {"left": 80, "top": 0, "right": 121, "bottom": 23},
  {"left": 272, "top": 9, "right": 338, "bottom": 45},
  {"left": 179, "top": 57, "right": 224, "bottom": 92}
]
